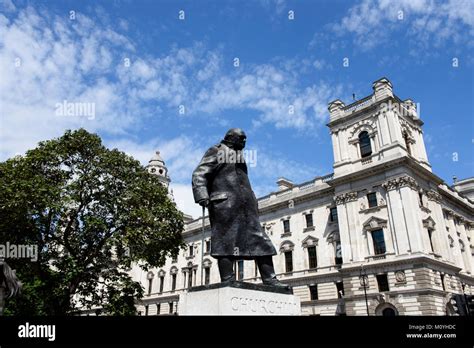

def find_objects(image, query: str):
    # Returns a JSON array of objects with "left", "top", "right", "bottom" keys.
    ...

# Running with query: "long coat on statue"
[{"left": 192, "top": 142, "right": 277, "bottom": 258}]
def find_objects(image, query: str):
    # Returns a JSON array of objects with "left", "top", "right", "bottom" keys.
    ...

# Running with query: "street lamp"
[
  {"left": 461, "top": 282, "right": 471, "bottom": 317},
  {"left": 360, "top": 264, "right": 369, "bottom": 316}
]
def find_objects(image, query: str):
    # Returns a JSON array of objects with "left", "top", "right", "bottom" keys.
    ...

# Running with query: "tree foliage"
[{"left": 0, "top": 129, "right": 185, "bottom": 315}]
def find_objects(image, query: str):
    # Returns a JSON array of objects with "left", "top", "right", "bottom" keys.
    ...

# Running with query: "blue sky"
[{"left": 0, "top": 0, "right": 473, "bottom": 217}]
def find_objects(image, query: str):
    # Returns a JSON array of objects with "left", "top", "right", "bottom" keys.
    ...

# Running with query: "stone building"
[{"left": 131, "top": 77, "right": 474, "bottom": 316}]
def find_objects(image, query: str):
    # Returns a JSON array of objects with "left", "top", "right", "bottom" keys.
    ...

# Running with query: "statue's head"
[
  {"left": 223, "top": 128, "right": 246, "bottom": 150},
  {"left": 0, "top": 260, "right": 21, "bottom": 298}
]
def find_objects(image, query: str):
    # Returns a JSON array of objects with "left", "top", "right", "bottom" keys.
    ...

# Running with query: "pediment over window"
[
  {"left": 170, "top": 266, "right": 178, "bottom": 275},
  {"left": 202, "top": 258, "right": 212, "bottom": 268},
  {"left": 327, "top": 231, "right": 340, "bottom": 244},
  {"left": 422, "top": 216, "right": 436, "bottom": 230},
  {"left": 158, "top": 269, "right": 166, "bottom": 277},
  {"left": 362, "top": 216, "right": 387, "bottom": 231},
  {"left": 349, "top": 119, "right": 376, "bottom": 140},
  {"left": 182, "top": 261, "right": 197, "bottom": 272},
  {"left": 279, "top": 240, "right": 295, "bottom": 252},
  {"left": 302, "top": 235, "right": 318, "bottom": 248},
  {"left": 146, "top": 271, "right": 154, "bottom": 280}
]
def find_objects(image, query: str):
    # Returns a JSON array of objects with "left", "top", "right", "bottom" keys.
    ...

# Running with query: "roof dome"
[
  {"left": 148, "top": 151, "right": 165, "bottom": 166},
  {"left": 146, "top": 150, "right": 170, "bottom": 187}
]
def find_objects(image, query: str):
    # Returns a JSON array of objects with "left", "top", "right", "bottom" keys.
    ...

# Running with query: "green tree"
[{"left": 0, "top": 129, "right": 185, "bottom": 315}]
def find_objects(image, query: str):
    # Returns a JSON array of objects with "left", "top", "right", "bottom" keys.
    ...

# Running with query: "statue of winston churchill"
[{"left": 192, "top": 128, "right": 289, "bottom": 289}]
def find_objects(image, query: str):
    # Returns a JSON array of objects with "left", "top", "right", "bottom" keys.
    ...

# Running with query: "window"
[
  {"left": 403, "top": 131, "right": 411, "bottom": 155},
  {"left": 254, "top": 261, "right": 258, "bottom": 277},
  {"left": 148, "top": 278, "right": 153, "bottom": 295},
  {"left": 205, "top": 267, "right": 210, "bottom": 285},
  {"left": 305, "top": 213, "right": 314, "bottom": 228},
  {"left": 156, "top": 303, "right": 161, "bottom": 315},
  {"left": 428, "top": 229, "right": 435, "bottom": 252},
  {"left": 382, "top": 307, "right": 396, "bottom": 316},
  {"left": 205, "top": 240, "right": 211, "bottom": 253},
  {"left": 440, "top": 273, "right": 446, "bottom": 291},
  {"left": 335, "top": 241, "right": 343, "bottom": 265},
  {"left": 188, "top": 270, "right": 193, "bottom": 288},
  {"left": 145, "top": 305, "right": 149, "bottom": 316},
  {"left": 309, "top": 285, "right": 318, "bottom": 300},
  {"left": 376, "top": 274, "right": 389, "bottom": 292},
  {"left": 284, "top": 251, "right": 293, "bottom": 273},
  {"left": 459, "top": 240, "right": 465, "bottom": 252},
  {"left": 367, "top": 192, "right": 378, "bottom": 208},
  {"left": 330, "top": 207, "right": 338, "bottom": 222},
  {"left": 358, "top": 131, "right": 372, "bottom": 158},
  {"left": 308, "top": 246, "right": 317, "bottom": 269},
  {"left": 237, "top": 260, "right": 244, "bottom": 280},
  {"left": 372, "top": 229, "right": 386, "bottom": 255},
  {"left": 159, "top": 276, "right": 164, "bottom": 293},
  {"left": 283, "top": 219, "right": 290, "bottom": 233},
  {"left": 171, "top": 274, "right": 177, "bottom": 291},
  {"left": 336, "top": 281, "right": 344, "bottom": 298},
  {"left": 169, "top": 302, "right": 174, "bottom": 314},
  {"left": 189, "top": 245, "right": 194, "bottom": 257}
]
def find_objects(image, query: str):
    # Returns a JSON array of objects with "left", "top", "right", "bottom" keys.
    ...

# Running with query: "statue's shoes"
[{"left": 262, "top": 278, "right": 290, "bottom": 289}]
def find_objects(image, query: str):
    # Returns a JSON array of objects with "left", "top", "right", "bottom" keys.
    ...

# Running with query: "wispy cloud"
[
  {"left": 327, "top": 0, "right": 474, "bottom": 53},
  {"left": 0, "top": 2, "right": 340, "bottom": 220},
  {"left": 0, "top": 4, "right": 341, "bottom": 161},
  {"left": 107, "top": 135, "right": 319, "bottom": 218},
  {"left": 0, "top": 0, "right": 15, "bottom": 12},
  {"left": 259, "top": 0, "right": 287, "bottom": 20}
]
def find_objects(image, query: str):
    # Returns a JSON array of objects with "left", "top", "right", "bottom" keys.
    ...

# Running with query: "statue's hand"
[{"left": 198, "top": 199, "right": 210, "bottom": 207}]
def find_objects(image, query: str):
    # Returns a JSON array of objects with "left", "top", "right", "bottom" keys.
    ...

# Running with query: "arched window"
[
  {"left": 375, "top": 303, "right": 399, "bottom": 316},
  {"left": 146, "top": 271, "right": 154, "bottom": 295},
  {"left": 358, "top": 131, "right": 372, "bottom": 158},
  {"left": 382, "top": 308, "right": 396, "bottom": 316}
]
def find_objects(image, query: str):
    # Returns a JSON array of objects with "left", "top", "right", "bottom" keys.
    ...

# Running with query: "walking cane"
[{"left": 200, "top": 205, "right": 205, "bottom": 286}]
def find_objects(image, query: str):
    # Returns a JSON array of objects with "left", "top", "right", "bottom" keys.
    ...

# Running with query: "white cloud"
[
  {"left": 0, "top": 0, "right": 16, "bottom": 12},
  {"left": 192, "top": 64, "right": 340, "bottom": 130},
  {"left": 260, "top": 0, "right": 287, "bottom": 19},
  {"left": 170, "top": 183, "right": 202, "bottom": 219},
  {"left": 330, "top": 0, "right": 474, "bottom": 51},
  {"left": 0, "top": 4, "right": 340, "bottom": 181},
  {"left": 0, "top": 6, "right": 140, "bottom": 159},
  {"left": 106, "top": 134, "right": 320, "bottom": 218},
  {"left": 106, "top": 135, "right": 205, "bottom": 219}
]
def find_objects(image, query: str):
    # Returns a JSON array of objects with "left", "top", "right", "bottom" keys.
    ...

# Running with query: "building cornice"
[
  {"left": 327, "top": 94, "right": 423, "bottom": 130},
  {"left": 339, "top": 254, "right": 464, "bottom": 277}
]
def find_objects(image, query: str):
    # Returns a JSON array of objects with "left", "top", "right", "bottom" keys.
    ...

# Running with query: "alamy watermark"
[
  {"left": 18, "top": 322, "right": 55, "bottom": 342},
  {"left": 217, "top": 149, "right": 258, "bottom": 168},
  {"left": 379, "top": 99, "right": 421, "bottom": 117},
  {"left": 55, "top": 100, "right": 96, "bottom": 120},
  {"left": 0, "top": 242, "right": 38, "bottom": 262}
]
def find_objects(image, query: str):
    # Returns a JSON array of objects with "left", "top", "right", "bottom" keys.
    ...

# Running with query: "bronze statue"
[
  {"left": 0, "top": 258, "right": 22, "bottom": 315},
  {"left": 192, "top": 128, "right": 288, "bottom": 289}
]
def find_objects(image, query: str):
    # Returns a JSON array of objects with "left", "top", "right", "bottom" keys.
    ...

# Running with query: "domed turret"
[{"left": 146, "top": 151, "right": 171, "bottom": 188}]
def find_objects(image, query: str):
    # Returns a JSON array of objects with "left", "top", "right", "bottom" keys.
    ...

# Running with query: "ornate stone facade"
[
  {"left": 131, "top": 78, "right": 474, "bottom": 316},
  {"left": 381, "top": 175, "right": 419, "bottom": 191}
]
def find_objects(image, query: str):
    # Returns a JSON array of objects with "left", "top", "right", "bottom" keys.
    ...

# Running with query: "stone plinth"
[{"left": 178, "top": 281, "right": 301, "bottom": 315}]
